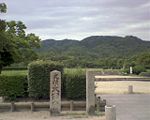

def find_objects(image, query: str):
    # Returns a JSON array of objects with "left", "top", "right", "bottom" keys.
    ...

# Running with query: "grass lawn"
[
  {"left": 1, "top": 68, "right": 123, "bottom": 76},
  {"left": 1, "top": 70, "right": 27, "bottom": 76},
  {"left": 95, "top": 81, "right": 150, "bottom": 94}
]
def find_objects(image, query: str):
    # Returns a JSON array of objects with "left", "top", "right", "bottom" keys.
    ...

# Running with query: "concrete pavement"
[{"left": 99, "top": 94, "right": 150, "bottom": 120}]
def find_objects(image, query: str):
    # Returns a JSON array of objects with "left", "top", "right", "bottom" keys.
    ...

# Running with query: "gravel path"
[{"left": 0, "top": 111, "right": 105, "bottom": 120}]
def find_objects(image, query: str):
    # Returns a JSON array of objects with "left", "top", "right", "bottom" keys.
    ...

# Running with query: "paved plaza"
[{"left": 100, "top": 94, "right": 150, "bottom": 120}]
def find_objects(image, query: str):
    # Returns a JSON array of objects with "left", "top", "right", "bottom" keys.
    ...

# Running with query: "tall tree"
[
  {"left": 136, "top": 52, "right": 150, "bottom": 69},
  {"left": 0, "top": 3, "right": 6, "bottom": 13},
  {"left": 0, "top": 3, "right": 40, "bottom": 73}
]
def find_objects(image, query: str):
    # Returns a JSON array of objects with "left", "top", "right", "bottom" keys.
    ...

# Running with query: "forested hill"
[{"left": 37, "top": 36, "right": 150, "bottom": 58}]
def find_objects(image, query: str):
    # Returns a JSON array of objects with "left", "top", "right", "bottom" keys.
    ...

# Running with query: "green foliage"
[
  {"left": 133, "top": 65, "right": 146, "bottom": 75},
  {"left": 0, "top": 3, "right": 7, "bottom": 13},
  {"left": 28, "top": 60, "right": 63, "bottom": 99},
  {"left": 1, "top": 70, "right": 27, "bottom": 76},
  {"left": 37, "top": 36, "right": 150, "bottom": 68},
  {"left": 0, "top": 3, "right": 40, "bottom": 73},
  {"left": 139, "top": 71, "right": 150, "bottom": 77},
  {"left": 122, "top": 68, "right": 130, "bottom": 74},
  {"left": 136, "top": 52, "right": 150, "bottom": 69},
  {"left": 65, "top": 69, "right": 86, "bottom": 100},
  {"left": 122, "top": 65, "right": 146, "bottom": 75},
  {"left": 0, "top": 75, "right": 27, "bottom": 101}
]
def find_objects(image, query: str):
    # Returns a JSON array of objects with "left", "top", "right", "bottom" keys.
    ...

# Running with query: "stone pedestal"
[
  {"left": 105, "top": 105, "right": 116, "bottom": 120},
  {"left": 10, "top": 102, "right": 15, "bottom": 112},
  {"left": 86, "top": 70, "right": 95, "bottom": 115},
  {"left": 86, "top": 70, "right": 103, "bottom": 115},
  {"left": 50, "top": 70, "right": 61, "bottom": 116},
  {"left": 0, "top": 97, "right": 3, "bottom": 102},
  {"left": 70, "top": 100, "right": 73, "bottom": 111},
  {"left": 128, "top": 85, "right": 133, "bottom": 94},
  {"left": 0, "top": 96, "right": 6, "bottom": 102},
  {"left": 31, "top": 102, "right": 34, "bottom": 112}
]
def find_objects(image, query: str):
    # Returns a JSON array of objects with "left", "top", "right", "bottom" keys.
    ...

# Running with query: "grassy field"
[
  {"left": 1, "top": 68, "right": 150, "bottom": 76},
  {"left": 1, "top": 70, "right": 27, "bottom": 76},
  {"left": 1, "top": 68, "right": 115, "bottom": 76}
]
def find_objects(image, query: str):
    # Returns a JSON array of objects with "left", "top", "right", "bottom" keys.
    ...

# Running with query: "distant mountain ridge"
[{"left": 37, "top": 36, "right": 150, "bottom": 58}]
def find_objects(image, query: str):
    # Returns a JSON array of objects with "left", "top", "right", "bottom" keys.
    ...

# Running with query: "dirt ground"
[
  {"left": 0, "top": 111, "right": 105, "bottom": 120},
  {"left": 95, "top": 81, "right": 150, "bottom": 94}
]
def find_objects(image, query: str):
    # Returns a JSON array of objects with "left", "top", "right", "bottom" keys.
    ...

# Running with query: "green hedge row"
[
  {"left": 28, "top": 61, "right": 64, "bottom": 99},
  {"left": 0, "top": 75, "right": 27, "bottom": 101},
  {"left": 1, "top": 62, "right": 86, "bottom": 101},
  {"left": 64, "top": 69, "right": 86, "bottom": 100}
]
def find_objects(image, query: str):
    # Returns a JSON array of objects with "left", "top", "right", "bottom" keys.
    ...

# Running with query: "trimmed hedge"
[
  {"left": 28, "top": 61, "right": 64, "bottom": 99},
  {"left": 0, "top": 75, "right": 27, "bottom": 101},
  {"left": 65, "top": 69, "right": 86, "bottom": 100}
]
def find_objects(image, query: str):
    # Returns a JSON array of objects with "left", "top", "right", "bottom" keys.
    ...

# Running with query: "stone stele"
[{"left": 50, "top": 70, "right": 61, "bottom": 116}]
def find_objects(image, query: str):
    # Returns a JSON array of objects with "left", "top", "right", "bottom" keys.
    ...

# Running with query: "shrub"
[
  {"left": 122, "top": 66, "right": 146, "bottom": 75},
  {"left": 65, "top": 69, "right": 86, "bottom": 100},
  {"left": 122, "top": 68, "right": 130, "bottom": 74},
  {"left": 0, "top": 75, "right": 27, "bottom": 101},
  {"left": 28, "top": 60, "right": 64, "bottom": 99},
  {"left": 133, "top": 65, "right": 146, "bottom": 75},
  {"left": 139, "top": 71, "right": 150, "bottom": 77}
]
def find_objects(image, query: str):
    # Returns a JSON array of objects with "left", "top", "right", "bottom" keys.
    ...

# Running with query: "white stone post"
[
  {"left": 50, "top": 70, "right": 61, "bottom": 116},
  {"left": 105, "top": 105, "right": 116, "bottom": 120},
  {"left": 130, "top": 67, "right": 133, "bottom": 74}
]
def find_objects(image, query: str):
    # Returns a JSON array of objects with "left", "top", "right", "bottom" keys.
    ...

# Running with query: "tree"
[
  {"left": 136, "top": 52, "right": 150, "bottom": 69},
  {"left": 0, "top": 3, "right": 6, "bottom": 13},
  {"left": 0, "top": 3, "right": 40, "bottom": 73}
]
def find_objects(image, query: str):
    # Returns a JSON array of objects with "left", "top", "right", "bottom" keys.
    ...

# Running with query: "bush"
[
  {"left": 65, "top": 69, "right": 86, "bottom": 100},
  {"left": 122, "top": 68, "right": 130, "bottom": 74},
  {"left": 0, "top": 75, "right": 27, "bottom": 101},
  {"left": 133, "top": 65, "right": 146, "bottom": 75},
  {"left": 139, "top": 71, "right": 150, "bottom": 77},
  {"left": 122, "top": 66, "right": 146, "bottom": 75},
  {"left": 28, "top": 60, "right": 64, "bottom": 99}
]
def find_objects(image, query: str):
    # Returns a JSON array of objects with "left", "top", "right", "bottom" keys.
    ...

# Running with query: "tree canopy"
[{"left": 0, "top": 3, "right": 40, "bottom": 72}]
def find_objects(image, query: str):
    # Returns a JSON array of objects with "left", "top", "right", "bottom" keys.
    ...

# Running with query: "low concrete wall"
[
  {"left": 0, "top": 101, "right": 86, "bottom": 112},
  {"left": 0, "top": 101, "right": 106, "bottom": 112}
]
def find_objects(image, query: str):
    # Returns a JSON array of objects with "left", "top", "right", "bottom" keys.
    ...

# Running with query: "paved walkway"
[
  {"left": 0, "top": 111, "right": 105, "bottom": 120},
  {"left": 99, "top": 94, "right": 150, "bottom": 120}
]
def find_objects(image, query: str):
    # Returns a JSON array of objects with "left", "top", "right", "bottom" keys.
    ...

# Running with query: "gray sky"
[{"left": 1, "top": 0, "right": 150, "bottom": 40}]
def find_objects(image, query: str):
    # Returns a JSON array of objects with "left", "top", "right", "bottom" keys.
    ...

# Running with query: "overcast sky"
[{"left": 1, "top": 0, "right": 150, "bottom": 40}]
